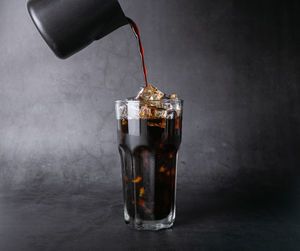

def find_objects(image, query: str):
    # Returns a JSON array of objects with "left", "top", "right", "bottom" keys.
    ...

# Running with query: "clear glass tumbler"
[{"left": 115, "top": 99, "right": 183, "bottom": 230}]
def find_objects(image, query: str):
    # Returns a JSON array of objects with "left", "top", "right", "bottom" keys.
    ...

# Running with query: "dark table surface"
[{"left": 1, "top": 183, "right": 299, "bottom": 251}]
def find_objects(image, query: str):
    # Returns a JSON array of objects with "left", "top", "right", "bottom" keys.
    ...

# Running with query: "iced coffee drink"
[{"left": 115, "top": 85, "right": 183, "bottom": 230}]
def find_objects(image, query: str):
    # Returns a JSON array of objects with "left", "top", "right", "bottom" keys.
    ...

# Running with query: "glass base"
[
  {"left": 126, "top": 219, "right": 174, "bottom": 231},
  {"left": 125, "top": 211, "right": 175, "bottom": 231}
]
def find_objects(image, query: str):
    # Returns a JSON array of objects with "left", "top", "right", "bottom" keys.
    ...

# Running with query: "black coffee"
[{"left": 117, "top": 117, "right": 182, "bottom": 221}]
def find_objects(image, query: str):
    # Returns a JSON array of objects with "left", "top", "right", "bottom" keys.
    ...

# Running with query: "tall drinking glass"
[{"left": 115, "top": 99, "right": 183, "bottom": 230}]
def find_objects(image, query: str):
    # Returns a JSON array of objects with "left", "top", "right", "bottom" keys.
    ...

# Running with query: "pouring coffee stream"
[{"left": 127, "top": 18, "right": 148, "bottom": 87}]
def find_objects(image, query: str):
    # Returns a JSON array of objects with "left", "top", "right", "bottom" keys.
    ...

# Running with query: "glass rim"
[{"left": 115, "top": 99, "right": 184, "bottom": 104}]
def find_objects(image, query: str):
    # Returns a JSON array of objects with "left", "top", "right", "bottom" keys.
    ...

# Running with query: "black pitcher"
[{"left": 27, "top": 0, "right": 128, "bottom": 59}]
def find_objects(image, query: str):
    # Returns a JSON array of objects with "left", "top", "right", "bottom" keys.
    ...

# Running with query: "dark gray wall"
[{"left": 0, "top": 0, "right": 299, "bottom": 200}]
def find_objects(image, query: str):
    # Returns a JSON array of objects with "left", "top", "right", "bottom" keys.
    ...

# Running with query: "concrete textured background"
[
  {"left": 0, "top": 0, "right": 300, "bottom": 250},
  {"left": 0, "top": 0, "right": 299, "bottom": 199}
]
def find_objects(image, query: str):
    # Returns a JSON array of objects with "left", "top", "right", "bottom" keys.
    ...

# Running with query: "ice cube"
[
  {"left": 163, "top": 93, "right": 178, "bottom": 99},
  {"left": 139, "top": 105, "right": 152, "bottom": 119},
  {"left": 153, "top": 107, "right": 167, "bottom": 119},
  {"left": 166, "top": 110, "right": 176, "bottom": 119},
  {"left": 174, "top": 101, "right": 182, "bottom": 116},
  {"left": 131, "top": 85, "right": 181, "bottom": 120},
  {"left": 116, "top": 102, "right": 127, "bottom": 119},
  {"left": 127, "top": 101, "right": 140, "bottom": 119},
  {"left": 138, "top": 105, "right": 167, "bottom": 119},
  {"left": 136, "top": 85, "right": 164, "bottom": 101},
  {"left": 147, "top": 119, "right": 166, "bottom": 128}
]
